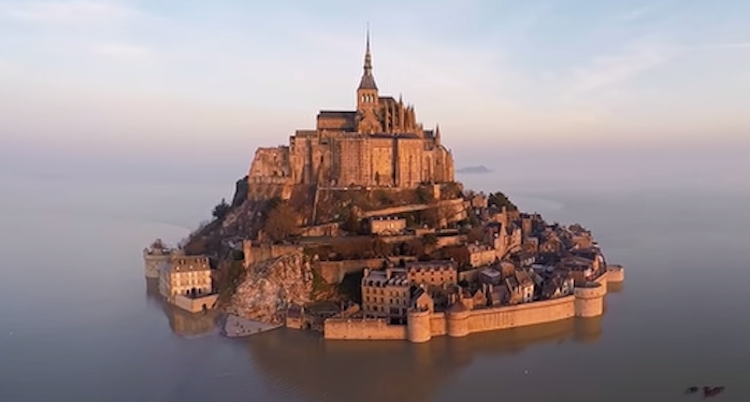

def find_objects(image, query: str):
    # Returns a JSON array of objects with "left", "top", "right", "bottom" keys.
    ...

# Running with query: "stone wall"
[
  {"left": 249, "top": 147, "right": 293, "bottom": 183},
  {"left": 606, "top": 265, "right": 625, "bottom": 282},
  {"left": 429, "top": 312, "right": 447, "bottom": 337},
  {"left": 435, "top": 235, "right": 464, "bottom": 248},
  {"left": 246, "top": 182, "right": 295, "bottom": 202},
  {"left": 298, "top": 222, "right": 340, "bottom": 237},
  {"left": 314, "top": 256, "right": 417, "bottom": 284},
  {"left": 323, "top": 318, "right": 408, "bottom": 340},
  {"left": 324, "top": 271, "right": 624, "bottom": 342},
  {"left": 253, "top": 130, "right": 454, "bottom": 189},
  {"left": 466, "top": 295, "right": 575, "bottom": 334},
  {"left": 243, "top": 241, "right": 303, "bottom": 268},
  {"left": 173, "top": 294, "right": 219, "bottom": 314},
  {"left": 143, "top": 254, "right": 169, "bottom": 279}
]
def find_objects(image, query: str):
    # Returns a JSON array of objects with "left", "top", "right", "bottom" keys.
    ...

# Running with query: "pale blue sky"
[{"left": 1, "top": 0, "right": 748, "bottom": 189}]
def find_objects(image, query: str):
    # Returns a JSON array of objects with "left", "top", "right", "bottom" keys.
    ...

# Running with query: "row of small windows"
[
  {"left": 364, "top": 296, "right": 407, "bottom": 305},
  {"left": 361, "top": 94, "right": 376, "bottom": 103}
]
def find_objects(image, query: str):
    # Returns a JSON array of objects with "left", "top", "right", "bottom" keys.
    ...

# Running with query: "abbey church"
[{"left": 248, "top": 32, "right": 455, "bottom": 189}]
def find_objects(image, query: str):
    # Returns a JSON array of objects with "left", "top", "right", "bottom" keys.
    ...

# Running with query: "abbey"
[{"left": 248, "top": 32, "right": 455, "bottom": 188}]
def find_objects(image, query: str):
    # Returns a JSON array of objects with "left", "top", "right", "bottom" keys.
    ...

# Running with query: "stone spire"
[{"left": 358, "top": 25, "right": 377, "bottom": 90}]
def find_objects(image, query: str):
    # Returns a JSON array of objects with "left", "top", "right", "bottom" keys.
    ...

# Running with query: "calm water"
[{"left": 1, "top": 173, "right": 749, "bottom": 402}]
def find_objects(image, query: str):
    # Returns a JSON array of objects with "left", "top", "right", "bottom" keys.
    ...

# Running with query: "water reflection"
[
  {"left": 245, "top": 316, "right": 602, "bottom": 402},
  {"left": 608, "top": 282, "right": 624, "bottom": 294},
  {"left": 145, "top": 278, "right": 218, "bottom": 337}
]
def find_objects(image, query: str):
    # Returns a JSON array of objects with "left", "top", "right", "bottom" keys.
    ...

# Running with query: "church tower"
[{"left": 356, "top": 28, "right": 382, "bottom": 134}]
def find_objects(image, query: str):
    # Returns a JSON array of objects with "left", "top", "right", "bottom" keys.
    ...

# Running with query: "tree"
[
  {"left": 488, "top": 191, "right": 518, "bottom": 211},
  {"left": 341, "top": 212, "right": 362, "bottom": 234},
  {"left": 423, "top": 233, "right": 438, "bottom": 246},
  {"left": 372, "top": 238, "right": 391, "bottom": 257},
  {"left": 212, "top": 198, "right": 231, "bottom": 220},
  {"left": 416, "top": 185, "right": 433, "bottom": 204},
  {"left": 263, "top": 202, "right": 298, "bottom": 242},
  {"left": 467, "top": 227, "right": 485, "bottom": 243},
  {"left": 422, "top": 204, "right": 445, "bottom": 228}
]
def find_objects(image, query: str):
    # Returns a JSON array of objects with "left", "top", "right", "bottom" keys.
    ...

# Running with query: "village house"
[
  {"left": 497, "top": 261, "right": 517, "bottom": 279},
  {"left": 522, "top": 236, "right": 540, "bottom": 254},
  {"left": 158, "top": 253, "right": 217, "bottom": 313},
  {"left": 505, "top": 270, "right": 535, "bottom": 305},
  {"left": 478, "top": 267, "right": 503, "bottom": 286},
  {"left": 405, "top": 260, "right": 458, "bottom": 288},
  {"left": 559, "top": 256, "right": 596, "bottom": 284},
  {"left": 515, "top": 251, "right": 537, "bottom": 267},
  {"left": 540, "top": 231, "right": 564, "bottom": 254},
  {"left": 466, "top": 243, "right": 497, "bottom": 268},
  {"left": 568, "top": 224, "right": 593, "bottom": 248},
  {"left": 458, "top": 286, "right": 489, "bottom": 310},
  {"left": 540, "top": 274, "right": 575, "bottom": 300},
  {"left": 361, "top": 266, "right": 411, "bottom": 321}
]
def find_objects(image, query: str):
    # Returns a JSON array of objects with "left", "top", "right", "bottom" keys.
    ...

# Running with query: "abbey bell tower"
[{"left": 356, "top": 28, "right": 382, "bottom": 134}]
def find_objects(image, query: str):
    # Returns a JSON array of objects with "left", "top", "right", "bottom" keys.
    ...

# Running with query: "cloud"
[
  {"left": 91, "top": 43, "right": 153, "bottom": 61},
  {"left": 3, "top": 0, "right": 141, "bottom": 26},
  {"left": 566, "top": 44, "right": 674, "bottom": 95}
]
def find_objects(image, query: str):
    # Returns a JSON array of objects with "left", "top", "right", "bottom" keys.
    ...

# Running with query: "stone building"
[
  {"left": 143, "top": 239, "right": 172, "bottom": 279},
  {"left": 506, "top": 270, "right": 535, "bottom": 305},
  {"left": 361, "top": 267, "right": 411, "bottom": 320},
  {"left": 368, "top": 216, "right": 407, "bottom": 235},
  {"left": 158, "top": 253, "right": 217, "bottom": 313},
  {"left": 466, "top": 243, "right": 497, "bottom": 268},
  {"left": 247, "top": 31, "right": 455, "bottom": 191},
  {"left": 405, "top": 260, "right": 458, "bottom": 288}
]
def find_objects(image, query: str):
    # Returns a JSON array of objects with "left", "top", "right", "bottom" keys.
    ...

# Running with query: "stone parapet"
[
  {"left": 606, "top": 265, "right": 625, "bottom": 283},
  {"left": 406, "top": 308, "right": 432, "bottom": 343},
  {"left": 446, "top": 310, "right": 470, "bottom": 338},
  {"left": 574, "top": 282, "right": 606, "bottom": 318}
]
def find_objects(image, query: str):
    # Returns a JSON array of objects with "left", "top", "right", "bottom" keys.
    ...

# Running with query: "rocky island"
[{"left": 144, "top": 32, "right": 624, "bottom": 343}]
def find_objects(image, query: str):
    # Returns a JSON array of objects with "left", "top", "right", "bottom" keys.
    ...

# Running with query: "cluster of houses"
[{"left": 357, "top": 193, "right": 609, "bottom": 322}]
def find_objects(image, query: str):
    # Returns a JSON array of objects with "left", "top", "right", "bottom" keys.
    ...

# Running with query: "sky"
[{"left": 1, "top": 0, "right": 748, "bottom": 190}]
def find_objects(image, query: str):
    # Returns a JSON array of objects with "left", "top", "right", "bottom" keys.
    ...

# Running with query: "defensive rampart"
[
  {"left": 323, "top": 318, "right": 407, "bottom": 340},
  {"left": 465, "top": 295, "right": 576, "bottom": 336},
  {"left": 143, "top": 253, "right": 170, "bottom": 279},
  {"left": 323, "top": 270, "right": 625, "bottom": 343}
]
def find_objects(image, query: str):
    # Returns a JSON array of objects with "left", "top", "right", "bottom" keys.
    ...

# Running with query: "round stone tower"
[
  {"left": 406, "top": 308, "right": 432, "bottom": 343},
  {"left": 574, "top": 282, "right": 607, "bottom": 318},
  {"left": 446, "top": 301, "right": 470, "bottom": 338}
]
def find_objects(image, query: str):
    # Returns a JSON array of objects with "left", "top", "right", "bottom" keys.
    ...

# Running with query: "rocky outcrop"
[{"left": 223, "top": 251, "right": 313, "bottom": 325}]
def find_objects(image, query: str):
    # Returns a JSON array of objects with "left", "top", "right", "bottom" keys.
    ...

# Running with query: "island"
[
  {"left": 143, "top": 31, "right": 625, "bottom": 343},
  {"left": 456, "top": 165, "right": 492, "bottom": 175}
]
